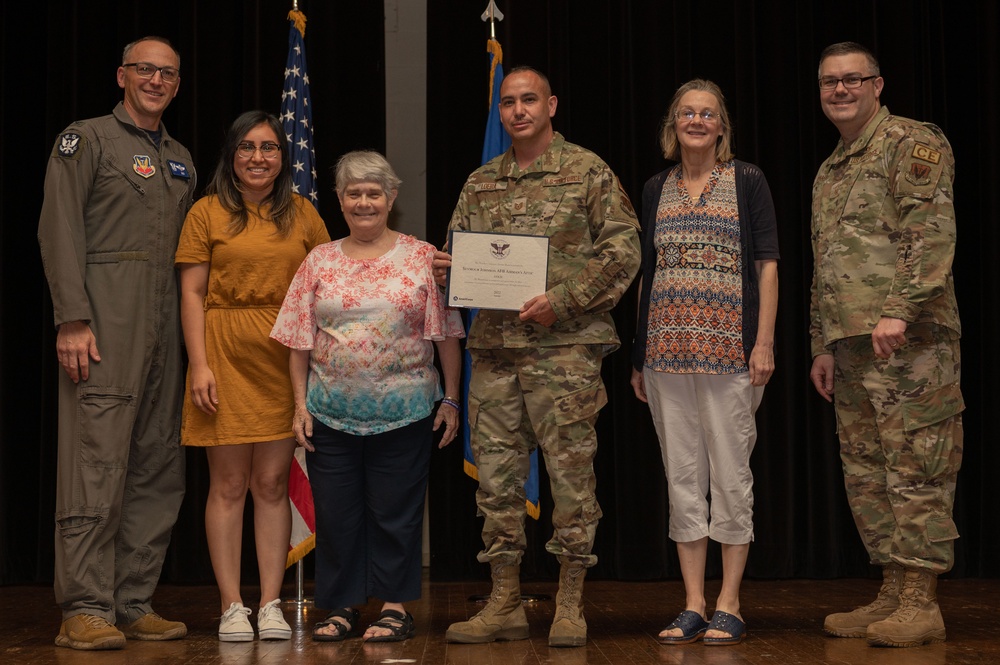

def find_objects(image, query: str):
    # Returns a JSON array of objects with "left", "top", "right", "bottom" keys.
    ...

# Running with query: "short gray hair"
[
  {"left": 122, "top": 36, "right": 181, "bottom": 66},
  {"left": 334, "top": 151, "right": 401, "bottom": 195}
]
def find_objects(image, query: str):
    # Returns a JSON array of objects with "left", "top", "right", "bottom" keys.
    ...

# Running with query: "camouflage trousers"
[
  {"left": 833, "top": 324, "right": 964, "bottom": 574},
  {"left": 468, "top": 345, "right": 607, "bottom": 568}
]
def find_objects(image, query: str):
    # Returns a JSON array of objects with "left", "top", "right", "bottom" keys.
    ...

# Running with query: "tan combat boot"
[
  {"left": 548, "top": 565, "right": 587, "bottom": 647},
  {"left": 823, "top": 563, "right": 903, "bottom": 637},
  {"left": 866, "top": 568, "right": 946, "bottom": 647},
  {"left": 55, "top": 614, "right": 126, "bottom": 650},
  {"left": 446, "top": 559, "right": 529, "bottom": 643}
]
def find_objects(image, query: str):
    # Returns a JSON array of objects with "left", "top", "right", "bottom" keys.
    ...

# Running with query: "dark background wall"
[{"left": 2, "top": 1, "right": 997, "bottom": 587}]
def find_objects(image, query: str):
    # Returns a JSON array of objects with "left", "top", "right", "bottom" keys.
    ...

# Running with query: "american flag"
[
  {"left": 281, "top": 10, "right": 318, "bottom": 209},
  {"left": 282, "top": 9, "right": 318, "bottom": 569}
]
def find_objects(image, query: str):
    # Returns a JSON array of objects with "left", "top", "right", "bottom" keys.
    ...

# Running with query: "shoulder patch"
[
  {"left": 907, "top": 162, "right": 932, "bottom": 186},
  {"left": 618, "top": 182, "right": 635, "bottom": 216},
  {"left": 57, "top": 133, "right": 82, "bottom": 157},
  {"left": 911, "top": 143, "right": 941, "bottom": 165}
]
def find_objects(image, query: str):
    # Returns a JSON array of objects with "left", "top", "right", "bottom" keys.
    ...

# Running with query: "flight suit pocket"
[{"left": 77, "top": 387, "right": 135, "bottom": 469}]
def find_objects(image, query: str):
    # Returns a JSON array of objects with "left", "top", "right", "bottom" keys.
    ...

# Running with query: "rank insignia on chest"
[
  {"left": 133, "top": 155, "right": 156, "bottom": 178},
  {"left": 58, "top": 133, "right": 81, "bottom": 157},
  {"left": 512, "top": 197, "right": 527, "bottom": 215},
  {"left": 911, "top": 143, "right": 942, "bottom": 165}
]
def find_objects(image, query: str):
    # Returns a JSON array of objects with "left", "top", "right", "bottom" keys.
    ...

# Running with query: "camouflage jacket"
[
  {"left": 809, "top": 106, "right": 961, "bottom": 356},
  {"left": 448, "top": 132, "right": 640, "bottom": 350}
]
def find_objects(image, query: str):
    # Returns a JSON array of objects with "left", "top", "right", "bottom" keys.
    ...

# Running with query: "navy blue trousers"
[{"left": 307, "top": 415, "right": 433, "bottom": 609}]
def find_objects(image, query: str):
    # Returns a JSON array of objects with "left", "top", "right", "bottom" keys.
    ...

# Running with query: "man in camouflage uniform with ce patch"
[
  {"left": 434, "top": 67, "right": 640, "bottom": 647},
  {"left": 808, "top": 42, "right": 963, "bottom": 648}
]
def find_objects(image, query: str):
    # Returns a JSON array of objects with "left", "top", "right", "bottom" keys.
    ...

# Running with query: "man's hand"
[
  {"left": 56, "top": 320, "right": 101, "bottom": 383},
  {"left": 809, "top": 353, "right": 835, "bottom": 402},
  {"left": 433, "top": 250, "right": 452, "bottom": 288},
  {"left": 519, "top": 294, "right": 556, "bottom": 326},
  {"left": 872, "top": 316, "right": 907, "bottom": 359}
]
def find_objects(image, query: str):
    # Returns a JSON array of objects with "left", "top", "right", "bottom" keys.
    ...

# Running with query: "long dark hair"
[{"left": 205, "top": 110, "right": 296, "bottom": 236}]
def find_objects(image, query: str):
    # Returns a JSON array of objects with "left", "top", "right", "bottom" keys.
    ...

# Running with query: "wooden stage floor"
[{"left": 3, "top": 576, "right": 998, "bottom": 664}]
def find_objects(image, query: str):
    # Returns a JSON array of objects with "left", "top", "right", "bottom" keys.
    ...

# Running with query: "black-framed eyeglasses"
[
  {"left": 237, "top": 143, "right": 282, "bottom": 159},
  {"left": 123, "top": 62, "right": 180, "bottom": 83},
  {"left": 676, "top": 109, "right": 719, "bottom": 123},
  {"left": 818, "top": 75, "right": 877, "bottom": 91}
]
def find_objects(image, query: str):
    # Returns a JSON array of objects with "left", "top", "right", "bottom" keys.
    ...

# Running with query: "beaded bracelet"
[{"left": 441, "top": 398, "right": 460, "bottom": 411}]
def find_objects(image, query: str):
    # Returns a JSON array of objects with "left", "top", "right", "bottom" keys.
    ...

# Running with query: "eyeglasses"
[
  {"left": 237, "top": 142, "right": 282, "bottom": 159},
  {"left": 122, "top": 62, "right": 180, "bottom": 83},
  {"left": 676, "top": 109, "right": 719, "bottom": 123},
  {"left": 818, "top": 75, "right": 878, "bottom": 91}
]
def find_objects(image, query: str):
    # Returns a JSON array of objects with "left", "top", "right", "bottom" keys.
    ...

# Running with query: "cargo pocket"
[
  {"left": 552, "top": 377, "right": 608, "bottom": 427},
  {"left": 926, "top": 516, "right": 959, "bottom": 544},
  {"left": 78, "top": 386, "right": 135, "bottom": 468},
  {"left": 901, "top": 382, "right": 964, "bottom": 432}
]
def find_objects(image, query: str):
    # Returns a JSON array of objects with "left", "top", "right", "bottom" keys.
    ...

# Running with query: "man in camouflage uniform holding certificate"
[
  {"left": 435, "top": 67, "right": 640, "bottom": 647},
  {"left": 808, "top": 42, "right": 963, "bottom": 648}
]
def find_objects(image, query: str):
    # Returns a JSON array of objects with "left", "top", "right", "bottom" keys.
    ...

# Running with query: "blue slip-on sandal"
[
  {"left": 704, "top": 610, "right": 746, "bottom": 645},
  {"left": 657, "top": 610, "right": 710, "bottom": 645}
]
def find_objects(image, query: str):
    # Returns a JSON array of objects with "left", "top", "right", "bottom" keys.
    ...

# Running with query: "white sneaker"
[
  {"left": 257, "top": 599, "right": 292, "bottom": 640},
  {"left": 219, "top": 602, "right": 253, "bottom": 642}
]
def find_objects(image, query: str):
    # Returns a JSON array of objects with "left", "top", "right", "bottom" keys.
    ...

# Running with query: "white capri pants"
[{"left": 642, "top": 369, "right": 764, "bottom": 545}]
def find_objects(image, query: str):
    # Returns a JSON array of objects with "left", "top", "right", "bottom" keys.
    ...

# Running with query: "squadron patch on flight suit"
[
  {"left": 133, "top": 155, "right": 156, "bottom": 178},
  {"left": 57, "top": 133, "right": 82, "bottom": 158}
]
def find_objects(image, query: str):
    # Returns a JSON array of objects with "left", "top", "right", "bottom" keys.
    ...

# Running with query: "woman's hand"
[
  {"left": 434, "top": 400, "right": 459, "bottom": 448},
  {"left": 630, "top": 367, "right": 648, "bottom": 403},
  {"left": 293, "top": 404, "right": 314, "bottom": 452},
  {"left": 748, "top": 342, "right": 775, "bottom": 387},
  {"left": 189, "top": 365, "right": 219, "bottom": 414}
]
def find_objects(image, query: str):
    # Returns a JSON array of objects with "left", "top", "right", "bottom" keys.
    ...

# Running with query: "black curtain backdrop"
[
  {"left": 425, "top": 0, "right": 998, "bottom": 583},
  {"left": 1, "top": 1, "right": 997, "bottom": 588}
]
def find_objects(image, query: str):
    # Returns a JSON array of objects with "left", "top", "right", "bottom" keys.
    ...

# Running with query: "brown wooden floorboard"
[{"left": 2, "top": 576, "right": 997, "bottom": 664}]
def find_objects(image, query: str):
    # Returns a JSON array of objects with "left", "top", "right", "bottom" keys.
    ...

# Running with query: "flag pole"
[{"left": 281, "top": 0, "right": 318, "bottom": 614}]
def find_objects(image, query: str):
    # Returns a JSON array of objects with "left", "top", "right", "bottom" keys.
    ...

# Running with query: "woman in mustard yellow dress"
[{"left": 175, "top": 111, "right": 329, "bottom": 642}]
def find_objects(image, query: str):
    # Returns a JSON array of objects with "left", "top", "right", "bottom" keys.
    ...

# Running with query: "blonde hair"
[{"left": 658, "top": 79, "right": 734, "bottom": 162}]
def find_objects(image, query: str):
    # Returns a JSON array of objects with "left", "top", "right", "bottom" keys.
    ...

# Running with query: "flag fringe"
[
  {"left": 286, "top": 534, "right": 315, "bottom": 569},
  {"left": 464, "top": 458, "right": 540, "bottom": 519},
  {"left": 288, "top": 9, "right": 307, "bottom": 37},
  {"left": 487, "top": 38, "right": 503, "bottom": 107}
]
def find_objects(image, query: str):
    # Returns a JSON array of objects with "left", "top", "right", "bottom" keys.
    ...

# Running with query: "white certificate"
[{"left": 446, "top": 231, "right": 550, "bottom": 311}]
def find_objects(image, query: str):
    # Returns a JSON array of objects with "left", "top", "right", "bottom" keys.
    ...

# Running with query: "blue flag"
[
  {"left": 462, "top": 39, "right": 541, "bottom": 520},
  {"left": 281, "top": 10, "right": 318, "bottom": 210}
]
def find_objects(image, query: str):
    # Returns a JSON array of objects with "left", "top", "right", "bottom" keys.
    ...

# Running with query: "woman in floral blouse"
[{"left": 271, "top": 151, "right": 463, "bottom": 643}]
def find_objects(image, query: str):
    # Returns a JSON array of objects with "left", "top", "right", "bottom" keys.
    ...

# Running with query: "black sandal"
[
  {"left": 364, "top": 609, "right": 415, "bottom": 642},
  {"left": 313, "top": 608, "right": 360, "bottom": 642}
]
